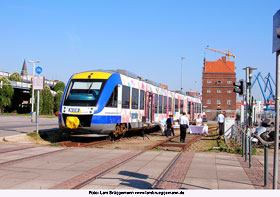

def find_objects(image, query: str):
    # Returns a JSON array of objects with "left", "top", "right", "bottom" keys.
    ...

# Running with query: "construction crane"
[
  {"left": 251, "top": 72, "right": 276, "bottom": 111},
  {"left": 205, "top": 46, "right": 236, "bottom": 61}
]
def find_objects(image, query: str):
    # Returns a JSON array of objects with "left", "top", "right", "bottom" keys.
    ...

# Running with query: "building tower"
[
  {"left": 202, "top": 56, "right": 236, "bottom": 120},
  {"left": 21, "top": 59, "right": 28, "bottom": 76}
]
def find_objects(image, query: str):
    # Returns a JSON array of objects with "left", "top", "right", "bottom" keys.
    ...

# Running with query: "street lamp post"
[
  {"left": 181, "top": 57, "right": 185, "bottom": 92},
  {"left": 28, "top": 60, "right": 40, "bottom": 121}
]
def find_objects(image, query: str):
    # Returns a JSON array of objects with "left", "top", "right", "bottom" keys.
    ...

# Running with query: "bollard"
[{"left": 264, "top": 144, "right": 268, "bottom": 187}]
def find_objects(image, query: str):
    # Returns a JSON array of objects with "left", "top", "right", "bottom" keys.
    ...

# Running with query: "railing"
[{"left": 10, "top": 81, "right": 31, "bottom": 89}]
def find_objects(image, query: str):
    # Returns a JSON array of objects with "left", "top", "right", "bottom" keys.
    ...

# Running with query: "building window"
[
  {"left": 217, "top": 89, "right": 222, "bottom": 93},
  {"left": 131, "top": 88, "right": 139, "bottom": 109},
  {"left": 227, "top": 80, "right": 232, "bottom": 84},
  {"left": 207, "top": 89, "right": 211, "bottom": 93},
  {"left": 207, "top": 100, "right": 211, "bottom": 104},
  {"left": 180, "top": 100, "right": 184, "bottom": 112},
  {"left": 227, "top": 90, "right": 232, "bottom": 93},
  {"left": 122, "top": 86, "right": 130, "bottom": 109},
  {"left": 227, "top": 100, "right": 232, "bottom": 105},
  {"left": 217, "top": 100, "right": 221, "bottom": 105},
  {"left": 207, "top": 80, "right": 211, "bottom": 83}
]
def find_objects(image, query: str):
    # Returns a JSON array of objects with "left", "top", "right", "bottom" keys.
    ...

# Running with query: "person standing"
[
  {"left": 166, "top": 115, "right": 173, "bottom": 137},
  {"left": 179, "top": 112, "right": 189, "bottom": 143},
  {"left": 217, "top": 111, "right": 225, "bottom": 136},
  {"left": 195, "top": 114, "right": 203, "bottom": 126}
]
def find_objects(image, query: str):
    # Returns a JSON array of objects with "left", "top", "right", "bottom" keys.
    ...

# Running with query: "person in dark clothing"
[{"left": 166, "top": 115, "right": 174, "bottom": 137}]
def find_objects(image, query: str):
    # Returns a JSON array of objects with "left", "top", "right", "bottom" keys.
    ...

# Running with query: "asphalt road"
[{"left": 0, "top": 116, "right": 58, "bottom": 137}]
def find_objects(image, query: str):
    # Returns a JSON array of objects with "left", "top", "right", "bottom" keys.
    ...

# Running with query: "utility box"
[{"left": 224, "top": 117, "right": 235, "bottom": 138}]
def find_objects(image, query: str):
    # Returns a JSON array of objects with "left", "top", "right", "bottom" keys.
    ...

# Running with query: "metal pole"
[
  {"left": 264, "top": 144, "right": 268, "bottom": 187},
  {"left": 244, "top": 67, "right": 250, "bottom": 162},
  {"left": 31, "top": 62, "right": 35, "bottom": 114},
  {"left": 181, "top": 57, "right": 184, "bottom": 91},
  {"left": 249, "top": 134, "right": 252, "bottom": 168},
  {"left": 242, "top": 131, "right": 244, "bottom": 157},
  {"left": 36, "top": 90, "right": 39, "bottom": 134},
  {"left": 273, "top": 51, "right": 280, "bottom": 189}
]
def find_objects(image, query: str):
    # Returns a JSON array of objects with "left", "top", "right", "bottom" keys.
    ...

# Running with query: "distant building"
[
  {"left": 20, "top": 59, "right": 28, "bottom": 77},
  {"left": 186, "top": 91, "right": 200, "bottom": 97},
  {"left": 202, "top": 56, "right": 236, "bottom": 120}
]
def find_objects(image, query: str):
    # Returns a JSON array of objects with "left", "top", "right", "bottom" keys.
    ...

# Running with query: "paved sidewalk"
[{"left": 0, "top": 141, "right": 279, "bottom": 190}]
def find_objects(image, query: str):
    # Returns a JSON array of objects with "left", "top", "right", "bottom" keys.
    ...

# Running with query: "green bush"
[
  {"left": 34, "top": 86, "right": 54, "bottom": 115},
  {"left": 9, "top": 72, "right": 23, "bottom": 82},
  {"left": 0, "top": 77, "right": 14, "bottom": 113},
  {"left": 54, "top": 90, "right": 63, "bottom": 113},
  {"left": 54, "top": 81, "right": 65, "bottom": 92}
]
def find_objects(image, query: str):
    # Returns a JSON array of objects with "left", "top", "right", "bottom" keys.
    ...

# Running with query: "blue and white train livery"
[{"left": 59, "top": 70, "right": 202, "bottom": 137}]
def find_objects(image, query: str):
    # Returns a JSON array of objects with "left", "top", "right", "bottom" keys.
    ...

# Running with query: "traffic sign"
[
  {"left": 33, "top": 75, "right": 44, "bottom": 90},
  {"left": 273, "top": 9, "right": 280, "bottom": 53},
  {"left": 35, "top": 66, "right": 42, "bottom": 74}
]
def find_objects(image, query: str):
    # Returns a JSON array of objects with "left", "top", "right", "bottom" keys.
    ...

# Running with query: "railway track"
[
  {"left": 51, "top": 133, "right": 201, "bottom": 189},
  {"left": 150, "top": 134, "right": 201, "bottom": 189},
  {"left": 0, "top": 129, "right": 202, "bottom": 189}
]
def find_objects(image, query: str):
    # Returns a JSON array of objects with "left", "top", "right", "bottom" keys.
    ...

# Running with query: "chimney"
[{"left": 221, "top": 56, "right": 227, "bottom": 63}]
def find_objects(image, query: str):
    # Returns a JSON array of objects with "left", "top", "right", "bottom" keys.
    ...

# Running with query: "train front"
[{"left": 58, "top": 71, "right": 121, "bottom": 137}]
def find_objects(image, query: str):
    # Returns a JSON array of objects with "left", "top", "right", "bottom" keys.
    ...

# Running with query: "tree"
[
  {"left": 0, "top": 77, "right": 14, "bottom": 113},
  {"left": 54, "top": 81, "right": 65, "bottom": 92},
  {"left": 54, "top": 90, "right": 63, "bottom": 113},
  {"left": 9, "top": 72, "right": 23, "bottom": 82}
]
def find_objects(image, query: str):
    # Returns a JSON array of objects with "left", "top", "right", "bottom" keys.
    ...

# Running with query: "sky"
[{"left": 0, "top": 0, "right": 279, "bottom": 101}]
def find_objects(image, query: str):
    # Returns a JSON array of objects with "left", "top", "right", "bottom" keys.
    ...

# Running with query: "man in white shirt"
[
  {"left": 179, "top": 112, "right": 189, "bottom": 143},
  {"left": 217, "top": 111, "right": 225, "bottom": 136}
]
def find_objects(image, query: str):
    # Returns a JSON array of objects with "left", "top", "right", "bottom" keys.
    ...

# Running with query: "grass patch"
[
  {"left": 27, "top": 132, "right": 40, "bottom": 139},
  {"left": 153, "top": 146, "right": 161, "bottom": 151}
]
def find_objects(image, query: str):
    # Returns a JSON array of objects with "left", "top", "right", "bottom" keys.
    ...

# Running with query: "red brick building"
[{"left": 202, "top": 56, "right": 236, "bottom": 120}]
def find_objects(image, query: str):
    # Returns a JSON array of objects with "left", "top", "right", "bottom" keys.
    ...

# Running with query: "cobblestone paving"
[
  {"left": 238, "top": 155, "right": 279, "bottom": 189},
  {"left": 155, "top": 152, "right": 194, "bottom": 189},
  {"left": 50, "top": 151, "right": 141, "bottom": 189}
]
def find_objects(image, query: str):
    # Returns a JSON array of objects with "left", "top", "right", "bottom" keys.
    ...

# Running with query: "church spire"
[{"left": 21, "top": 59, "right": 27, "bottom": 76}]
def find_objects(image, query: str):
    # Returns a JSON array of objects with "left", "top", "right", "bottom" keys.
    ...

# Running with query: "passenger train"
[{"left": 58, "top": 69, "right": 202, "bottom": 137}]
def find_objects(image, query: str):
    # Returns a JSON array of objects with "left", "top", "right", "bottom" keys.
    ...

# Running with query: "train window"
[
  {"left": 159, "top": 95, "right": 163, "bottom": 113},
  {"left": 122, "top": 86, "right": 130, "bottom": 109},
  {"left": 168, "top": 97, "right": 172, "bottom": 111},
  {"left": 106, "top": 86, "right": 118, "bottom": 108},
  {"left": 180, "top": 100, "right": 183, "bottom": 113},
  {"left": 64, "top": 79, "right": 106, "bottom": 107},
  {"left": 140, "top": 90, "right": 145, "bottom": 110},
  {"left": 163, "top": 96, "right": 167, "bottom": 113},
  {"left": 175, "top": 99, "right": 178, "bottom": 112},
  {"left": 132, "top": 88, "right": 139, "bottom": 109},
  {"left": 155, "top": 94, "right": 158, "bottom": 113}
]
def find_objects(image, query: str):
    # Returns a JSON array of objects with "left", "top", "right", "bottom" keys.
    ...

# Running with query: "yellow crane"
[{"left": 205, "top": 46, "right": 236, "bottom": 61}]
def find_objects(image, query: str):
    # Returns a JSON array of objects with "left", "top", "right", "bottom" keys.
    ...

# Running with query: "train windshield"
[{"left": 64, "top": 79, "right": 106, "bottom": 106}]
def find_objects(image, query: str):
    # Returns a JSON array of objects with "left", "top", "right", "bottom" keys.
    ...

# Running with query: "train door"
[{"left": 145, "top": 92, "right": 153, "bottom": 122}]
